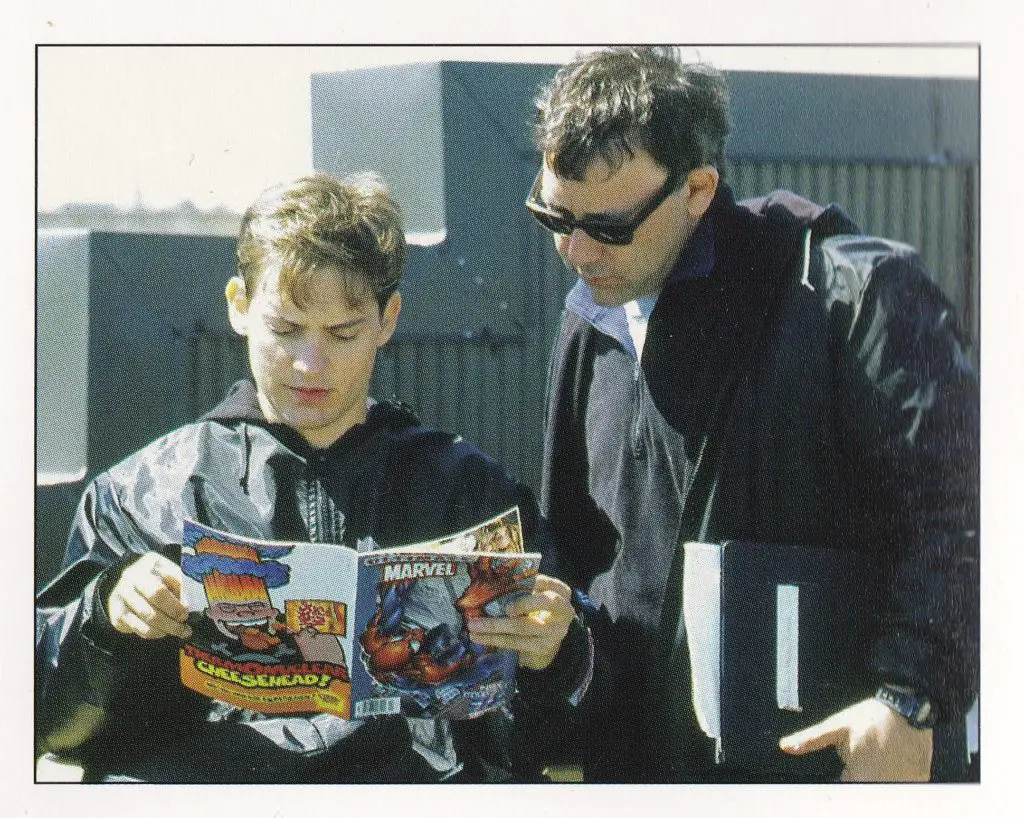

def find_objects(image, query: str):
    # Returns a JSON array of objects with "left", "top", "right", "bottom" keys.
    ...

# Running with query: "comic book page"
[
  {"left": 351, "top": 545, "right": 539, "bottom": 720},
  {"left": 179, "top": 520, "right": 359, "bottom": 718},
  {"left": 383, "top": 507, "right": 525, "bottom": 555},
  {"left": 178, "top": 508, "right": 536, "bottom": 721}
]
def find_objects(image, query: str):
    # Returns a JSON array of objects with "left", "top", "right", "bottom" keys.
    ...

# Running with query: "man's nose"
[
  {"left": 292, "top": 336, "right": 330, "bottom": 374},
  {"left": 560, "top": 228, "right": 604, "bottom": 268}
]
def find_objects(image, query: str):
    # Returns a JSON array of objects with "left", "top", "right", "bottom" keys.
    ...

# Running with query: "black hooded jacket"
[
  {"left": 35, "top": 381, "right": 558, "bottom": 782},
  {"left": 538, "top": 184, "right": 979, "bottom": 781}
]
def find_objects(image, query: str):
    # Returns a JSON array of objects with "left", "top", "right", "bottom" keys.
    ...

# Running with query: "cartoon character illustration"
[
  {"left": 473, "top": 518, "right": 523, "bottom": 554},
  {"left": 360, "top": 581, "right": 476, "bottom": 686},
  {"left": 182, "top": 533, "right": 349, "bottom": 674},
  {"left": 456, "top": 556, "right": 535, "bottom": 618}
]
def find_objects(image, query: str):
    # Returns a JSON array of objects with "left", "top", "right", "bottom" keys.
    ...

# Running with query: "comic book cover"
[
  {"left": 351, "top": 521, "right": 539, "bottom": 720},
  {"left": 178, "top": 507, "right": 537, "bottom": 721}
]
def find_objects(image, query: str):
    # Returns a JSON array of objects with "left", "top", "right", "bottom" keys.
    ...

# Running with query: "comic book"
[{"left": 178, "top": 507, "right": 538, "bottom": 721}]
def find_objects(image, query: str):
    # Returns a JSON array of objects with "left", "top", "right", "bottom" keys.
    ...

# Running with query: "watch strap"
[{"left": 875, "top": 684, "right": 937, "bottom": 729}]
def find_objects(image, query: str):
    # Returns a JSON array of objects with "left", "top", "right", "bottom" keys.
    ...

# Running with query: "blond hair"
[{"left": 237, "top": 172, "right": 407, "bottom": 312}]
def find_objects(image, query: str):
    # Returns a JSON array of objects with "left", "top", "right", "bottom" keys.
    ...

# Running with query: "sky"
[{"left": 38, "top": 44, "right": 979, "bottom": 212}]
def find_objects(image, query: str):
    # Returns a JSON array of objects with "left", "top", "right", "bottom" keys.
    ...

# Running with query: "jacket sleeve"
[
  {"left": 35, "top": 471, "right": 164, "bottom": 750},
  {"left": 823, "top": 239, "right": 979, "bottom": 718}
]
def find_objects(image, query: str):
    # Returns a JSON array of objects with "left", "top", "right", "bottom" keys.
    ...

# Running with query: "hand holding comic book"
[
  {"left": 465, "top": 573, "right": 575, "bottom": 671},
  {"left": 108, "top": 552, "right": 193, "bottom": 641}
]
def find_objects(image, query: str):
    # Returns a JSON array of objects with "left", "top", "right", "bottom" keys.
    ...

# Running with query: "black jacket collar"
[{"left": 203, "top": 380, "right": 422, "bottom": 458}]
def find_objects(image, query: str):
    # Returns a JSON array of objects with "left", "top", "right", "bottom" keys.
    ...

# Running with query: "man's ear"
[
  {"left": 225, "top": 276, "right": 250, "bottom": 336},
  {"left": 683, "top": 166, "right": 720, "bottom": 221},
  {"left": 377, "top": 291, "right": 402, "bottom": 348}
]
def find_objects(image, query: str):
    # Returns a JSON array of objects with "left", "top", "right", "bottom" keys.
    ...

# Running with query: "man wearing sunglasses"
[{"left": 527, "top": 47, "right": 978, "bottom": 783}]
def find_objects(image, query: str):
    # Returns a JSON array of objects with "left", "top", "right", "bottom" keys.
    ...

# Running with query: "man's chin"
[
  {"left": 588, "top": 287, "right": 629, "bottom": 308},
  {"left": 580, "top": 276, "right": 629, "bottom": 307},
  {"left": 280, "top": 408, "right": 337, "bottom": 434}
]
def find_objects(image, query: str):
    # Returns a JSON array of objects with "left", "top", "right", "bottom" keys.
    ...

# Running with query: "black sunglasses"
[{"left": 525, "top": 165, "right": 682, "bottom": 246}]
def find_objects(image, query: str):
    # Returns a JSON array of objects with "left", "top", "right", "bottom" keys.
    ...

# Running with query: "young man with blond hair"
[{"left": 36, "top": 173, "right": 577, "bottom": 782}]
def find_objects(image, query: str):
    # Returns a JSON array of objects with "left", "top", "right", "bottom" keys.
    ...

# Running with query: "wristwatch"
[{"left": 875, "top": 683, "right": 937, "bottom": 729}]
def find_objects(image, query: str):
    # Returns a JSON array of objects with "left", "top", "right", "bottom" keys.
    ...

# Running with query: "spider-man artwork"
[{"left": 358, "top": 555, "right": 538, "bottom": 718}]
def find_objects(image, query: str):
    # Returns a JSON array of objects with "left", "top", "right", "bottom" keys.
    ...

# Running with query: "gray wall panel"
[{"left": 726, "top": 71, "right": 978, "bottom": 163}]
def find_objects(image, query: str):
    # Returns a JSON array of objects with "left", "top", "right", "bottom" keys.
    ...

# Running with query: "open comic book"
[{"left": 178, "top": 508, "right": 538, "bottom": 721}]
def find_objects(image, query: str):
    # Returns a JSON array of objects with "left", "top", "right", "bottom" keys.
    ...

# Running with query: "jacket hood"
[
  {"left": 727, "top": 184, "right": 861, "bottom": 272},
  {"left": 202, "top": 380, "right": 423, "bottom": 454}
]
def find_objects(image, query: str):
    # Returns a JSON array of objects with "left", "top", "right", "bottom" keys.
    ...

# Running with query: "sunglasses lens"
[
  {"left": 527, "top": 200, "right": 634, "bottom": 245},
  {"left": 586, "top": 225, "right": 631, "bottom": 245},
  {"left": 529, "top": 208, "right": 571, "bottom": 235}
]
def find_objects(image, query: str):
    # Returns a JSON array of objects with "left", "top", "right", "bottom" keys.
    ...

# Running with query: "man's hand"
[
  {"left": 465, "top": 574, "right": 575, "bottom": 670},
  {"left": 779, "top": 697, "right": 933, "bottom": 782},
  {"left": 107, "top": 552, "right": 193, "bottom": 640}
]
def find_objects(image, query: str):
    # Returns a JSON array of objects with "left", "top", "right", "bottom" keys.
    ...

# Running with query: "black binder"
[{"left": 683, "top": 540, "right": 880, "bottom": 779}]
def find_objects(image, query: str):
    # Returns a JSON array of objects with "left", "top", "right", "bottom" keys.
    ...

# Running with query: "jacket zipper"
[
  {"left": 306, "top": 471, "right": 323, "bottom": 543},
  {"left": 306, "top": 455, "right": 345, "bottom": 545},
  {"left": 631, "top": 361, "right": 645, "bottom": 458}
]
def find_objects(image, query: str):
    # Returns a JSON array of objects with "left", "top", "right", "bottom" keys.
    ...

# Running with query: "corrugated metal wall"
[{"left": 374, "top": 336, "right": 532, "bottom": 465}]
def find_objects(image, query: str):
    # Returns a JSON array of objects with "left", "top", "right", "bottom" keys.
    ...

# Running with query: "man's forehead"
[{"left": 257, "top": 264, "right": 375, "bottom": 318}]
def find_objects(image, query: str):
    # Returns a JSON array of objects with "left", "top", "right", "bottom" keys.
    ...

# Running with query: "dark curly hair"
[{"left": 534, "top": 46, "right": 731, "bottom": 182}]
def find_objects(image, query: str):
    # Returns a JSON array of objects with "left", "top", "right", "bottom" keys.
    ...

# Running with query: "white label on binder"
[
  {"left": 776, "top": 584, "right": 802, "bottom": 712},
  {"left": 683, "top": 542, "right": 722, "bottom": 739}
]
